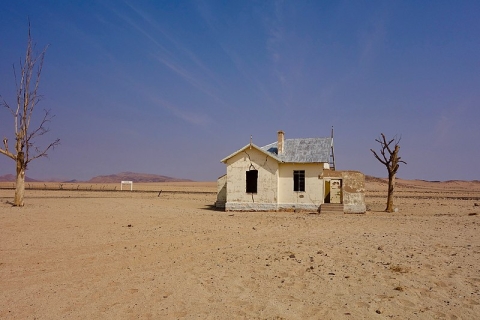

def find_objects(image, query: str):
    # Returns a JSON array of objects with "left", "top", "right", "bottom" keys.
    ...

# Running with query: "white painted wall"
[
  {"left": 215, "top": 174, "right": 227, "bottom": 207},
  {"left": 225, "top": 147, "right": 278, "bottom": 205},
  {"left": 278, "top": 163, "right": 325, "bottom": 206}
]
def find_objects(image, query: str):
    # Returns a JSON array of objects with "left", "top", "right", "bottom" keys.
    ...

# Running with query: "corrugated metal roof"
[{"left": 261, "top": 137, "right": 332, "bottom": 163}]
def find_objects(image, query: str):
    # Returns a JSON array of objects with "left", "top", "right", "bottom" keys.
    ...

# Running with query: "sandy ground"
[{"left": 0, "top": 180, "right": 479, "bottom": 319}]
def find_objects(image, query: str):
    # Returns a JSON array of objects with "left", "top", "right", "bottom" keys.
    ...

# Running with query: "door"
[
  {"left": 330, "top": 179, "right": 342, "bottom": 203},
  {"left": 324, "top": 180, "right": 331, "bottom": 203}
]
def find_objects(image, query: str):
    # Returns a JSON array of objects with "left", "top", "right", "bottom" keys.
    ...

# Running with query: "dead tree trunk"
[
  {"left": 14, "top": 151, "right": 26, "bottom": 206},
  {"left": 386, "top": 164, "right": 395, "bottom": 212},
  {"left": 0, "top": 23, "right": 60, "bottom": 206},
  {"left": 371, "top": 134, "right": 406, "bottom": 212}
]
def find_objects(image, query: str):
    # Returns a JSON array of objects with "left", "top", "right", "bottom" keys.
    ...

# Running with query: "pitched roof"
[
  {"left": 261, "top": 137, "right": 333, "bottom": 163},
  {"left": 221, "top": 143, "right": 282, "bottom": 163}
]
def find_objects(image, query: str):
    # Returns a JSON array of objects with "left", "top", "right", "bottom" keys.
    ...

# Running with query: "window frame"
[
  {"left": 246, "top": 169, "right": 258, "bottom": 194},
  {"left": 293, "top": 170, "right": 305, "bottom": 192}
]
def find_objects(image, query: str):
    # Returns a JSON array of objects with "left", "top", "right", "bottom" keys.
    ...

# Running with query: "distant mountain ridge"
[
  {"left": 0, "top": 174, "right": 40, "bottom": 182},
  {"left": 87, "top": 172, "right": 192, "bottom": 183},
  {"left": 0, "top": 172, "right": 192, "bottom": 183},
  {"left": 365, "top": 175, "right": 480, "bottom": 184},
  {"left": 1, "top": 173, "right": 477, "bottom": 184}
]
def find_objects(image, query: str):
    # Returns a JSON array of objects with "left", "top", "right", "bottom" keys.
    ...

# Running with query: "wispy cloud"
[
  {"left": 358, "top": 7, "right": 389, "bottom": 66},
  {"left": 434, "top": 114, "right": 453, "bottom": 145},
  {"left": 358, "top": 17, "right": 387, "bottom": 67},
  {"left": 105, "top": 1, "right": 227, "bottom": 107},
  {"left": 125, "top": 2, "right": 228, "bottom": 92},
  {"left": 433, "top": 97, "right": 473, "bottom": 147},
  {"left": 120, "top": 75, "right": 213, "bottom": 127},
  {"left": 197, "top": 0, "right": 288, "bottom": 105},
  {"left": 151, "top": 96, "right": 212, "bottom": 126},
  {"left": 262, "top": 0, "right": 305, "bottom": 109},
  {"left": 220, "top": 46, "right": 278, "bottom": 107},
  {"left": 264, "top": 1, "right": 286, "bottom": 84},
  {"left": 192, "top": 0, "right": 217, "bottom": 35}
]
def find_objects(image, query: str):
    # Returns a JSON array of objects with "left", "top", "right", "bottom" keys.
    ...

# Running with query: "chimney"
[{"left": 277, "top": 130, "right": 284, "bottom": 154}]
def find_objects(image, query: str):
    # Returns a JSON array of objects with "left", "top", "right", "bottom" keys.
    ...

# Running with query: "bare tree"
[
  {"left": 0, "top": 24, "right": 60, "bottom": 206},
  {"left": 370, "top": 133, "right": 406, "bottom": 212}
]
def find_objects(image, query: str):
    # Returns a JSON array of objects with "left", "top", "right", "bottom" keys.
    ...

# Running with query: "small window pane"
[
  {"left": 246, "top": 170, "right": 258, "bottom": 193},
  {"left": 293, "top": 170, "right": 305, "bottom": 192}
]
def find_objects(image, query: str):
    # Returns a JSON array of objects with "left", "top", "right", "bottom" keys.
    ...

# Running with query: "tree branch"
[
  {"left": 372, "top": 133, "right": 406, "bottom": 173},
  {"left": 26, "top": 138, "right": 60, "bottom": 165},
  {"left": 370, "top": 148, "right": 387, "bottom": 166},
  {"left": 0, "top": 147, "right": 16, "bottom": 160}
]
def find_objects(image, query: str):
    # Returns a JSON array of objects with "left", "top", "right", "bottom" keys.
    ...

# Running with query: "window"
[
  {"left": 293, "top": 170, "right": 305, "bottom": 192},
  {"left": 246, "top": 170, "right": 258, "bottom": 193}
]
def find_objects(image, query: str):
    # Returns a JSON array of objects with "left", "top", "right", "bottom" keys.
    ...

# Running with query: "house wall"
[
  {"left": 215, "top": 174, "right": 227, "bottom": 208},
  {"left": 341, "top": 171, "right": 366, "bottom": 213},
  {"left": 277, "top": 163, "right": 325, "bottom": 210},
  {"left": 322, "top": 170, "right": 366, "bottom": 213},
  {"left": 224, "top": 147, "right": 278, "bottom": 211}
]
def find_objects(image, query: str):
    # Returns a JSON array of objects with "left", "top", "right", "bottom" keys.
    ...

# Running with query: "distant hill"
[
  {"left": 365, "top": 175, "right": 387, "bottom": 183},
  {"left": 365, "top": 175, "right": 480, "bottom": 185},
  {"left": 0, "top": 172, "right": 191, "bottom": 183},
  {"left": 87, "top": 172, "right": 192, "bottom": 183},
  {"left": 0, "top": 174, "right": 40, "bottom": 182}
]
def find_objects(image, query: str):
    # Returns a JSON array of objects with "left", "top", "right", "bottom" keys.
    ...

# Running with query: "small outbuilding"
[{"left": 216, "top": 130, "right": 366, "bottom": 213}]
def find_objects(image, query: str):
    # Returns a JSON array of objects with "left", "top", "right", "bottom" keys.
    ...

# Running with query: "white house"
[{"left": 216, "top": 131, "right": 366, "bottom": 213}]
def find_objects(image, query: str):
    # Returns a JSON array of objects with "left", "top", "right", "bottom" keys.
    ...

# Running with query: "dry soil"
[{"left": 0, "top": 180, "right": 479, "bottom": 319}]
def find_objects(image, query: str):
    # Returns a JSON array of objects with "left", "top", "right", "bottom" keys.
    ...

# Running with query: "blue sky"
[{"left": 1, "top": 0, "right": 479, "bottom": 181}]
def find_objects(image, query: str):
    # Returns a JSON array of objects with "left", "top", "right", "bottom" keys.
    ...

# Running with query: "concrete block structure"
[{"left": 216, "top": 131, "right": 366, "bottom": 213}]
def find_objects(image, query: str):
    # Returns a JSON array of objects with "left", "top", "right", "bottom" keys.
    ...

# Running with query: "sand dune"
[{"left": 0, "top": 180, "right": 479, "bottom": 319}]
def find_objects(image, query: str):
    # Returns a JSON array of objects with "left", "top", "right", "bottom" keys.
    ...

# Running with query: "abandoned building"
[{"left": 215, "top": 130, "right": 366, "bottom": 213}]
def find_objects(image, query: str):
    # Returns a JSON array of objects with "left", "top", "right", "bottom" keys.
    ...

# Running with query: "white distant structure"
[{"left": 121, "top": 180, "right": 133, "bottom": 191}]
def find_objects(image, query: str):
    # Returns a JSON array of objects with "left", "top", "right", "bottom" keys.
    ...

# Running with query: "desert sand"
[{"left": 0, "top": 179, "right": 479, "bottom": 319}]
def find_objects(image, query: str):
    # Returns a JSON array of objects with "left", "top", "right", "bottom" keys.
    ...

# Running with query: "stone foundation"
[
  {"left": 344, "top": 203, "right": 366, "bottom": 214},
  {"left": 225, "top": 202, "right": 320, "bottom": 212},
  {"left": 225, "top": 202, "right": 278, "bottom": 212}
]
